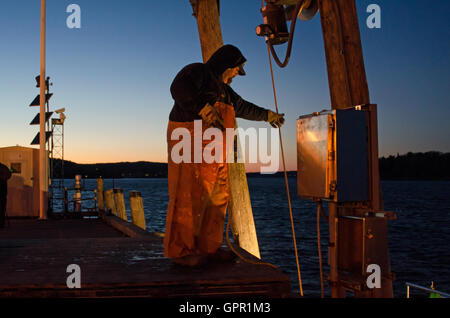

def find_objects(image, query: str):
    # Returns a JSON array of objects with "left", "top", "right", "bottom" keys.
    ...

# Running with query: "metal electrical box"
[
  {"left": 297, "top": 108, "right": 368, "bottom": 202},
  {"left": 337, "top": 216, "right": 390, "bottom": 276}
]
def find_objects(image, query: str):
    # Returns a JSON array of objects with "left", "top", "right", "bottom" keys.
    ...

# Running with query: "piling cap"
[{"left": 130, "top": 191, "right": 142, "bottom": 198}]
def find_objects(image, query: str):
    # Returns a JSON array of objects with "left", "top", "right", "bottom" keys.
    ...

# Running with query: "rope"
[
  {"left": 261, "top": 0, "right": 304, "bottom": 297},
  {"left": 266, "top": 42, "right": 304, "bottom": 297},
  {"left": 224, "top": 0, "right": 307, "bottom": 294}
]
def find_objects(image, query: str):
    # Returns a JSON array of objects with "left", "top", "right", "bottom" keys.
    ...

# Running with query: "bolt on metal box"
[{"left": 297, "top": 108, "right": 368, "bottom": 202}]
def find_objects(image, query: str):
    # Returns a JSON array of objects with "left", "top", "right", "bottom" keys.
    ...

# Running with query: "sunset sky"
[{"left": 0, "top": 0, "right": 448, "bottom": 172}]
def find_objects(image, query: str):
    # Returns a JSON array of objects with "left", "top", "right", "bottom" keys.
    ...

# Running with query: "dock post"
[
  {"left": 97, "top": 178, "right": 104, "bottom": 211},
  {"left": 104, "top": 189, "right": 116, "bottom": 215},
  {"left": 73, "top": 175, "right": 82, "bottom": 212},
  {"left": 114, "top": 189, "right": 127, "bottom": 221},
  {"left": 129, "top": 191, "right": 146, "bottom": 230},
  {"left": 64, "top": 187, "right": 68, "bottom": 213}
]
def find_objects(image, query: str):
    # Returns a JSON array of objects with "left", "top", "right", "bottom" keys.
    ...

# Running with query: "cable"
[
  {"left": 316, "top": 200, "right": 325, "bottom": 298},
  {"left": 266, "top": 43, "right": 304, "bottom": 297},
  {"left": 260, "top": 0, "right": 304, "bottom": 296},
  {"left": 267, "top": 0, "right": 309, "bottom": 68},
  {"left": 224, "top": 0, "right": 307, "bottom": 293},
  {"left": 225, "top": 209, "right": 278, "bottom": 270}
]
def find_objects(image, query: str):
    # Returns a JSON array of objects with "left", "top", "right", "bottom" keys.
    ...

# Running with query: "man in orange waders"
[{"left": 164, "top": 44, "right": 285, "bottom": 266}]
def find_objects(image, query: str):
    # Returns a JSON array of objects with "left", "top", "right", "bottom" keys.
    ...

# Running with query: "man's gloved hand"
[
  {"left": 266, "top": 110, "right": 285, "bottom": 128},
  {"left": 199, "top": 103, "right": 225, "bottom": 130}
]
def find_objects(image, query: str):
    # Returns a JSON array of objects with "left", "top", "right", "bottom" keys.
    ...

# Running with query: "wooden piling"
[
  {"left": 97, "top": 178, "right": 104, "bottom": 211},
  {"left": 192, "top": 0, "right": 261, "bottom": 259},
  {"left": 114, "top": 189, "right": 127, "bottom": 221},
  {"left": 193, "top": 0, "right": 224, "bottom": 62},
  {"left": 319, "top": 0, "right": 393, "bottom": 297},
  {"left": 64, "top": 187, "right": 69, "bottom": 213},
  {"left": 228, "top": 164, "right": 261, "bottom": 258},
  {"left": 104, "top": 189, "right": 116, "bottom": 216},
  {"left": 129, "top": 191, "right": 146, "bottom": 230}
]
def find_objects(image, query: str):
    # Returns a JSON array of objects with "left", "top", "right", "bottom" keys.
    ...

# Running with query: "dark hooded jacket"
[{"left": 169, "top": 44, "right": 269, "bottom": 122}]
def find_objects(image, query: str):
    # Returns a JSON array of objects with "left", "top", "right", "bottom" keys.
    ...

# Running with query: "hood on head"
[{"left": 206, "top": 44, "right": 247, "bottom": 77}]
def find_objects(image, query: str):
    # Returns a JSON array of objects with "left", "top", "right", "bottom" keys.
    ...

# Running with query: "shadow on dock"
[{"left": 0, "top": 217, "right": 291, "bottom": 298}]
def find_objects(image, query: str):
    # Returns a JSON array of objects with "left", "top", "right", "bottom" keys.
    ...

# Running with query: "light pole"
[{"left": 39, "top": 0, "right": 48, "bottom": 220}]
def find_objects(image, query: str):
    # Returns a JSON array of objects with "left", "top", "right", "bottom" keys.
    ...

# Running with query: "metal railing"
[{"left": 406, "top": 282, "right": 450, "bottom": 298}]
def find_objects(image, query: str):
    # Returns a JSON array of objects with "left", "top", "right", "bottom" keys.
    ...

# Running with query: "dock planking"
[{"left": 0, "top": 218, "right": 291, "bottom": 298}]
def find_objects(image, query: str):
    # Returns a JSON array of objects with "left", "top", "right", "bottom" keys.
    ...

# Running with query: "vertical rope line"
[
  {"left": 260, "top": 0, "right": 303, "bottom": 294},
  {"left": 266, "top": 44, "right": 303, "bottom": 297}
]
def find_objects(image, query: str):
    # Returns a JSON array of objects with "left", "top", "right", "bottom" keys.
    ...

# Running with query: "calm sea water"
[{"left": 57, "top": 178, "right": 450, "bottom": 298}]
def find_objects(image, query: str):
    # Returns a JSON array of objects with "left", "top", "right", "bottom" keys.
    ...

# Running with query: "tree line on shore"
[
  {"left": 55, "top": 151, "right": 450, "bottom": 181},
  {"left": 379, "top": 151, "right": 450, "bottom": 180}
]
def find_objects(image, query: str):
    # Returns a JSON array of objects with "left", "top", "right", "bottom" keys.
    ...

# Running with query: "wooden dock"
[{"left": 0, "top": 216, "right": 291, "bottom": 298}]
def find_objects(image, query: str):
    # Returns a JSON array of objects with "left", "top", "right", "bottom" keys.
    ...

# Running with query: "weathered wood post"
[
  {"left": 228, "top": 163, "right": 261, "bottom": 258},
  {"left": 97, "top": 178, "right": 104, "bottom": 211},
  {"left": 319, "top": 0, "right": 393, "bottom": 297},
  {"left": 191, "top": 0, "right": 261, "bottom": 258},
  {"left": 114, "top": 189, "right": 127, "bottom": 221},
  {"left": 104, "top": 189, "right": 116, "bottom": 215},
  {"left": 64, "top": 187, "right": 69, "bottom": 213},
  {"left": 129, "top": 191, "right": 146, "bottom": 230}
]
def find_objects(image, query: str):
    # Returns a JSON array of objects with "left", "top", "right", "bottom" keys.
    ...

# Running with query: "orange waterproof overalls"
[{"left": 164, "top": 102, "right": 235, "bottom": 258}]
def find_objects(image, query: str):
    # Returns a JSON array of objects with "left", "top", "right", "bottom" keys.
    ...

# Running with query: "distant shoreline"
[{"left": 55, "top": 151, "right": 450, "bottom": 181}]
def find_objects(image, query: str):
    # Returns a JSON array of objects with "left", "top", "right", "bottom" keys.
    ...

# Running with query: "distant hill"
[
  {"left": 55, "top": 160, "right": 167, "bottom": 179},
  {"left": 54, "top": 151, "right": 450, "bottom": 180}
]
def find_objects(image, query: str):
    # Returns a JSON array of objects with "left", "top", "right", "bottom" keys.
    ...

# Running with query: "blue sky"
[{"left": 0, "top": 0, "right": 448, "bottom": 170}]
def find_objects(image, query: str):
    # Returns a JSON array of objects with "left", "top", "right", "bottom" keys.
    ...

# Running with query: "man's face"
[{"left": 222, "top": 66, "right": 240, "bottom": 85}]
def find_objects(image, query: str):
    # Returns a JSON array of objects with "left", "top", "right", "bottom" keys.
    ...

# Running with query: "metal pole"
[
  {"left": 62, "top": 122, "right": 65, "bottom": 187},
  {"left": 39, "top": 0, "right": 48, "bottom": 220},
  {"left": 328, "top": 203, "right": 343, "bottom": 297}
]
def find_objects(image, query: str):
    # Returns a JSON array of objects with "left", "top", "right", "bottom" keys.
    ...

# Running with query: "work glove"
[
  {"left": 266, "top": 110, "right": 285, "bottom": 128},
  {"left": 199, "top": 103, "right": 225, "bottom": 130}
]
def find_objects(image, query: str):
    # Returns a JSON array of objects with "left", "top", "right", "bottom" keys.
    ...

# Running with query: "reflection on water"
[{"left": 52, "top": 178, "right": 450, "bottom": 298}]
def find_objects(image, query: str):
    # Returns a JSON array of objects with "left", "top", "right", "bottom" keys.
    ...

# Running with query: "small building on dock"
[{"left": 0, "top": 146, "right": 40, "bottom": 218}]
